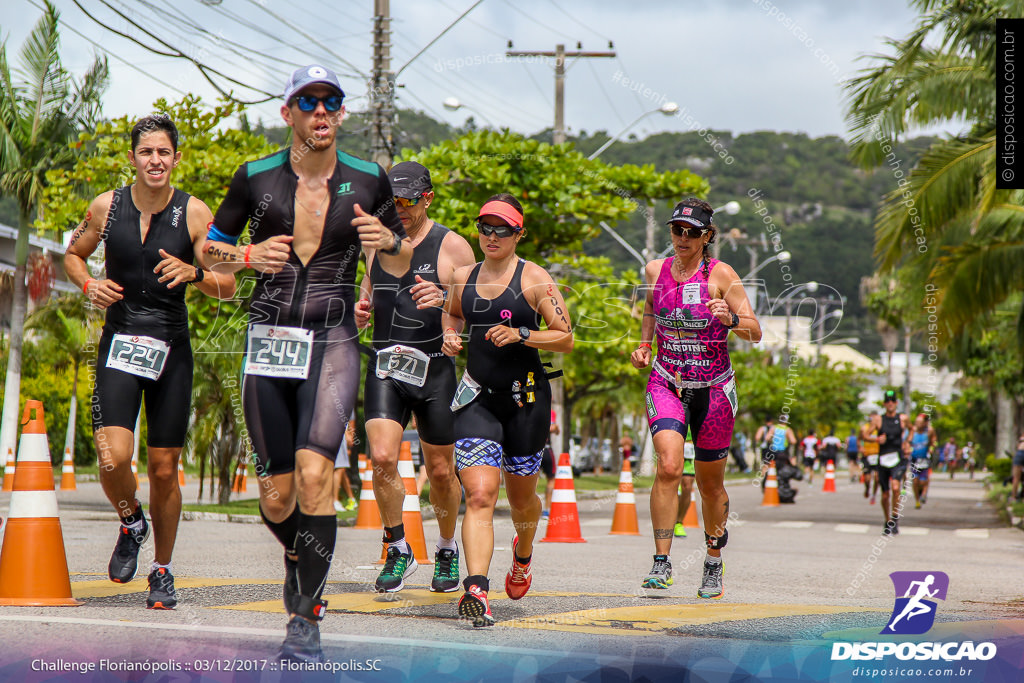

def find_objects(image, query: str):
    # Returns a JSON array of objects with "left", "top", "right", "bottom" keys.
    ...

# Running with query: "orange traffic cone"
[
  {"left": 682, "top": 488, "right": 701, "bottom": 528},
  {"left": 60, "top": 447, "right": 76, "bottom": 491},
  {"left": 131, "top": 451, "right": 139, "bottom": 487},
  {"left": 761, "top": 464, "right": 780, "bottom": 507},
  {"left": 378, "top": 442, "right": 430, "bottom": 564},
  {"left": 2, "top": 447, "right": 15, "bottom": 492},
  {"left": 0, "top": 400, "right": 81, "bottom": 606},
  {"left": 232, "top": 459, "right": 247, "bottom": 493},
  {"left": 542, "top": 453, "right": 586, "bottom": 543},
  {"left": 354, "top": 453, "right": 382, "bottom": 530},
  {"left": 178, "top": 460, "right": 186, "bottom": 487},
  {"left": 610, "top": 458, "right": 640, "bottom": 535},
  {"left": 823, "top": 460, "right": 837, "bottom": 493}
]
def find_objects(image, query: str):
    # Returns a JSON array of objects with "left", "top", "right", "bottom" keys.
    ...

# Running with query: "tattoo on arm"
[
  {"left": 654, "top": 528, "right": 673, "bottom": 539},
  {"left": 204, "top": 243, "right": 238, "bottom": 262},
  {"left": 68, "top": 223, "right": 87, "bottom": 248}
]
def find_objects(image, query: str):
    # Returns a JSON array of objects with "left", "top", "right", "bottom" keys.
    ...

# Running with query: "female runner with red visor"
[{"left": 441, "top": 194, "right": 573, "bottom": 627}]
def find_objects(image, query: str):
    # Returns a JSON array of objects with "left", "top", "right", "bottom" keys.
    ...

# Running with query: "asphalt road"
[{"left": 0, "top": 468, "right": 1021, "bottom": 682}]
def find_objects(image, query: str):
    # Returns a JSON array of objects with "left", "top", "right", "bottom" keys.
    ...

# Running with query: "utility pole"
[
  {"left": 506, "top": 42, "right": 614, "bottom": 457},
  {"left": 506, "top": 43, "right": 615, "bottom": 145},
  {"left": 370, "top": 0, "right": 394, "bottom": 169}
]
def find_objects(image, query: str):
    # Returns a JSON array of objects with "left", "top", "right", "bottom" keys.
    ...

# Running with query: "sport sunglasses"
[
  {"left": 292, "top": 94, "right": 343, "bottom": 112},
  {"left": 670, "top": 224, "right": 709, "bottom": 239},
  {"left": 394, "top": 195, "right": 424, "bottom": 208},
  {"left": 476, "top": 220, "right": 520, "bottom": 238}
]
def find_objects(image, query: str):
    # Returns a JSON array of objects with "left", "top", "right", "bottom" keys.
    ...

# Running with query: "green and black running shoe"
[
  {"left": 375, "top": 546, "right": 418, "bottom": 593},
  {"left": 431, "top": 547, "right": 460, "bottom": 593}
]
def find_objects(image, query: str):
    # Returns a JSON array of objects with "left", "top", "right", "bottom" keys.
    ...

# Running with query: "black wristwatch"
[
  {"left": 726, "top": 312, "right": 739, "bottom": 329},
  {"left": 518, "top": 326, "right": 531, "bottom": 343},
  {"left": 380, "top": 233, "right": 402, "bottom": 256},
  {"left": 191, "top": 266, "right": 204, "bottom": 284}
]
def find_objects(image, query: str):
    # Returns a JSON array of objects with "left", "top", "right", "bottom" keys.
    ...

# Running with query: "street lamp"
[
  {"left": 816, "top": 308, "right": 844, "bottom": 362},
  {"left": 587, "top": 102, "right": 679, "bottom": 160},
  {"left": 742, "top": 250, "right": 790, "bottom": 314},
  {"left": 778, "top": 281, "right": 818, "bottom": 365},
  {"left": 442, "top": 97, "right": 495, "bottom": 128}
]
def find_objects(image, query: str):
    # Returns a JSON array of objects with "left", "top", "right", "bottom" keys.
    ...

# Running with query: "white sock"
[
  {"left": 705, "top": 554, "right": 722, "bottom": 565},
  {"left": 151, "top": 562, "right": 171, "bottom": 573},
  {"left": 391, "top": 538, "right": 410, "bottom": 554},
  {"left": 436, "top": 536, "right": 457, "bottom": 552}
]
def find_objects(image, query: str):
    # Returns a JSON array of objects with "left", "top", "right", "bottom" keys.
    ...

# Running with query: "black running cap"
[
  {"left": 883, "top": 390, "right": 898, "bottom": 402},
  {"left": 388, "top": 161, "right": 432, "bottom": 199},
  {"left": 667, "top": 202, "right": 713, "bottom": 229}
]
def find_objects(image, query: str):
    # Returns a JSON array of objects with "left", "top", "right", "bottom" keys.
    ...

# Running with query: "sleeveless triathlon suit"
[
  {"left": 910, "top": 430, "right": 931, "bottom": 480},
  {"left": 645, "top": 258, "right": 736, "bottom": 461},
  {"left": 453, "top": 259, "right": 551, "bottom": 476},
  {"left": 211, "top": 149, "right": 404, "bottom": 474},
  {"left": 363, "top": 222, "right": 456, "bottom": 445},
  {"left": 92, "top": 186, "right": 194, "bottom": 447},
  {"left": 877, "top": 413, "right": 906, "bottom": 488}
]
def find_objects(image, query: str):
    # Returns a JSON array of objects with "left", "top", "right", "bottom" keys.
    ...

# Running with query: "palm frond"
[{"left": 874, "top": 134, "right": 994, "bottom": 269}]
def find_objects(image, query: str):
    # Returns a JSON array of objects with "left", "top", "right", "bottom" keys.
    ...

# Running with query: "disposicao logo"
[{"left": 831, "top": 571, "right": 996, "bottom": 662}]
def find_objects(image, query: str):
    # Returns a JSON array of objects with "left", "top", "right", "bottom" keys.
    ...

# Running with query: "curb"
[{"left": 181, "top": 510, "right": 357, "bottom": 527}]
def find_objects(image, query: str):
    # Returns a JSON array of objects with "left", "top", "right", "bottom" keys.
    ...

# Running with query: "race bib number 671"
[{"left": 245, "top": 324, "right": 313, "bottom": 379}]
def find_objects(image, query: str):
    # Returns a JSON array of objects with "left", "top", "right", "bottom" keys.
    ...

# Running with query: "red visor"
[{"left": 477, "top": 201, "right": 524, "bottom": 229}]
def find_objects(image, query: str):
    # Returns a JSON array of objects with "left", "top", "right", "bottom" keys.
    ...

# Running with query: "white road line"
[
  {"left": 0, "top": 615, "right": 549, "bottom": 656},
  {"left": 834, "top": 524, "right": 870, "bottom": 534},
  {"left": 954, "top": 528, "right": 990, "bottom": 539},
  {"left": 773, "top": 521, "right": 814, "bottom": 529},
  {"left": 896, "top": 526, "right": 929, "bottom": 536}
]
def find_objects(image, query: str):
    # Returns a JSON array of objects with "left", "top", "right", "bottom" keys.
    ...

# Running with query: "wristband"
[
  {"left": 639, "top": 342, "right": 652, "bottom": 349},
  {"left": 244, "top": 245, "right": 252, "bottom": 267},
  {"left": 83, "top": 278, "right": 95, "bottom": 294}
]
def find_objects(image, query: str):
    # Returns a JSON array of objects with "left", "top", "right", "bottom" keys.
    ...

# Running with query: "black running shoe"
[
  {"left": 431, "top": 547, "right": 460, "bottom": 593},
  {"left": 284, "top": 554, "right": 299, "bottom": 614},
  {"left": 146, "top": 567, "right": 177, "bottom": 609},
  {"left": 108, "top": 517, "right": 150, "bottom": 583},
  {"left": 375, "top": 546, "right": 417, "bottom": 593},
  {"left": 278, "top": 615, "right": 326, "bottom": 663}
]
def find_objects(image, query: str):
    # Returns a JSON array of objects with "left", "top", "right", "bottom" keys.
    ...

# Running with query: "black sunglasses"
[
  {"left": 476, "top": 220, "right": 519, "bottom": 238},
  {"left": 293, "top": 94, "right": 343, "bottom": 112},
  {"left": 670, "top": 224, "right": 709, "bottom": 239}
]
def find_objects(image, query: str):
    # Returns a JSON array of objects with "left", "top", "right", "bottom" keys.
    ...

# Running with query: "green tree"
[
  {"left": 38, "top": 95, "right": 274, "bottom": 503},
  {"left": 0, "top": 1, "right": 108, "bottom": 460},
  {"left": 844, "top": 0, "right": 1024, "bottom": 457},
  {"left": 24, "top": 294, "right": 102, "bottom": 464}
]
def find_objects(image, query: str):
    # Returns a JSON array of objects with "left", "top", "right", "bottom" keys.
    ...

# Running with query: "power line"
[
  {"left": 586, "top": 58, "right": 626, "bottom": 130},
  {"left": 500, "top": 0, "right": 573, "bottom": 42},
  {"left": 70, "top": 0, "right": 278, "bottom": 103},
  {"left": 542, "top": 0, "right": 612, "bottom": 42}
]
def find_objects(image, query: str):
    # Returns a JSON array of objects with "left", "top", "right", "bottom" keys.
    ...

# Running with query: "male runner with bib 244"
[
  {"left": 64, "top": 114, "right": 236, "bottom": 610},
  {"left": 354, "top": 161, "right": 475, "bottom": 594},
  {"left": 202, "top": 65, "right": 409, "bottom": 663}
]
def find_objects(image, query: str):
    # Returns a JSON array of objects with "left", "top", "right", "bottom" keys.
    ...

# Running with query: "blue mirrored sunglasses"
[{"left": 293, "top": 95, "right": 343, "bottom": 112}]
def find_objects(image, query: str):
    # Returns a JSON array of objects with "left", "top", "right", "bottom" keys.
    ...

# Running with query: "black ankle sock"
[
  {"left": 383, "top": 523, "right": 405, "bottom": 544},
  {"left": 121, "top": 502, "right": 144, "bottom": 526},
  {"left": 295, "top": 512, "right": 337, "bottom": 601},
  {"left": 260, "top": 503, "right": 300, "bottom": 555},
  {"left": 515, "top": 552, "right": 532, "bottom": 565},
  {"left": 463, "top": 574, "right": 489, "bottom": 592}
]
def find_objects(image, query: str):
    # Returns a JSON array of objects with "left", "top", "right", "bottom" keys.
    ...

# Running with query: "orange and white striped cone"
[
  {"left": 130, "top": 452, "right": 139, "bottom": 487},
  {"left": 761, "top": 464, "right": 780, "bottom": 507},
  {"left": 2, "top": 447, "right": 15, "bottom": 492},
  {"left": 59, "top": 447, "right": 76, "bottom": 491},
  {"left": 542, "top": 453, "right": 586, "bottom": 543},
  {"left": 354, "top": 453, "right": 382, "bottom": 530},
  {"left": 610, "top": 458, "right": 640, "bottom": 535},
  {"left": 0, "top": 400, "right": 81, "bottom": 606},
  {"left": 379, "top": 442, "right": 430, "bottom": 564},
  {"left": 178, "top": 460, "right": 186, "bottom": 487},
  {"left": 823, "top": 460, "right": 837, "bottom": 493},
  {"left": 232, "top": 460, "right": 247, "bottom": 493},
  {"left": 683, "top": 488, "right": 701, "bottom": 528}
]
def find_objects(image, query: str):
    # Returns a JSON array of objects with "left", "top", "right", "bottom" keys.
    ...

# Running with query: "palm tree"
[
  {"left": 0, "top": 2, "right": 108, "bottom": 458},
  {"left": 844, "top": 0, "right": 1023, "bottom": 459},
  {"left": 24, "top": 294, "right": 102, "bottom": 463}
]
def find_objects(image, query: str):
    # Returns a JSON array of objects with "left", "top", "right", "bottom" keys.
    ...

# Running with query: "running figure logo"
[{"left": 881, "top": 571, "right": 949, "bottom": 635}]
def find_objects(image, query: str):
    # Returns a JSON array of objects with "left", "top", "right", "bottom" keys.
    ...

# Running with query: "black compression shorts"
[
  {"left": 454, "top": 383, "right": 551, "bottom": 460},
  {"left": 877, "top": 459, "right": 908, "bottom": 490},
  {"left": 92, "top": 330, "right": 193, "bottom": 448},
  {"left": 540, "top": 446, "right": 556, "bottom": 479},
  {"left": 363, "top": 355, "right": 456, "bottom": 445},
  {"left": 242, "top": 325, "right": 360, "bottom": 476}
]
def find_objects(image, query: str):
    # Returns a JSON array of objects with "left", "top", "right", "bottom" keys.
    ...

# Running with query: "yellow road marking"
[
  {"left": 500, "top": 603, "right": 886, "bottom": 636},
  {"left": 72, "top": 577, "right": 280, "bottom": 599}
]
